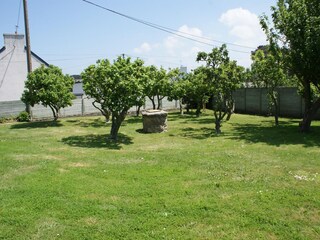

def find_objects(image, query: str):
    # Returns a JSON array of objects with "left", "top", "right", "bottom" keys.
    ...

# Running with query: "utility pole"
[
  {"left": 23, "top": 0, "right": 32, "bottom": 116},
  {"left": 23, "top": 0, "right": 32, "bottom": 73}
]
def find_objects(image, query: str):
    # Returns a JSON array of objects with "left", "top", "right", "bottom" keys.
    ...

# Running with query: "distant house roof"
[{"left": 71, "top": 74, "right": 82, "bottom": 83}]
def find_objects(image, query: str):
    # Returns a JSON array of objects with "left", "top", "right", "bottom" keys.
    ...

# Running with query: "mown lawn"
[{"left": 0, "top": 112, "right": 319, "bottom": 240}]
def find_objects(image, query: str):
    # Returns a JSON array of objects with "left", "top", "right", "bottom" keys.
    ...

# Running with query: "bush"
[{"left": 17, "top": 111, "right": 30, "bottom": 122}]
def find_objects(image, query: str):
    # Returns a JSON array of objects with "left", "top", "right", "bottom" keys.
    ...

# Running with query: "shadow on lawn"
[
  {"left": 69, "top": 118, "right": 107, "bottom": 128},
  {"left": 11, "top": 121, "right": 63, "bottom": 129},
  {"left": 228, "top": 122, "right": 320, "bottom": 147},
  {"left": 178, "top": 127, "right": 217, "bottom": 139},
  {"left": 61, "top": 133, "right": 133, "bottom": 149}
]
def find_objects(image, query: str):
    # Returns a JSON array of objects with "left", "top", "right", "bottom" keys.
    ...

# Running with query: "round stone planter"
[{"left": 142, "top": 110, "right": 168, "bottom": 133}]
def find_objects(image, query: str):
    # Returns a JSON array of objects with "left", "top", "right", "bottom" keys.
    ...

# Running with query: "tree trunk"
[
  {"left": 271, "top": 94, "right": 279, "bottom": 126},
  {"left": 92, "top": 101, "right": 110, "bottom": 122},
  {"left": 214, "top": 108, "right": 227, "bottom": 134},
  {"left": 299, "top": 97, "right": 320, "bottom": 133},
  {"left": 148, "top": 97, "right": 156, "bottom": 110},
  {"left": 226, "top": 99, "right": 235, "bottom": 121},
  {"left": 179, "top": 98, "right": 184, "bottom": 115},
  {"left": 136, "top": 105, "right": 141, "bottom": 117},
  {"left": 49, "top": 105, "right": 59, "bottom": 121},
  {"left": 196, "top": 102, "right": 201, "bottom": 117},
  {"left": 110, "top": 110, "right": 127, "bottom": 141},
  {"left": 157, "top": 96, "right": 163, "bottom": 110},
  {"left": 215, "top": 118, "right": 221, "bottom": 134}
]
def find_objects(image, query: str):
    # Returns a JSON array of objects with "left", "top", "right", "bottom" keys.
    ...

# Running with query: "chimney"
[{"left": 3, "top": 34, "right": 25, "bottom": 50}]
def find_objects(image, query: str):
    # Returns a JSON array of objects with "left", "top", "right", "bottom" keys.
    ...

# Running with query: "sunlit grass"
[{"left": 0, "top": 112, "right": 319, "bottom": 239}]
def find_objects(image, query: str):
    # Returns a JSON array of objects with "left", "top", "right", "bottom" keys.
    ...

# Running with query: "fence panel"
[
  {"left": 2, "top": 89, "right": 319, "bottom": 120},
  {"left": 0, "top": 101, "right": 25, "bottom": 118},
  {"left": 234, "top": 87, "right": 320, "bottom": 119}
]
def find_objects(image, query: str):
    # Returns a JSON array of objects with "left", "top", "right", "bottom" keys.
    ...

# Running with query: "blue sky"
[{"left": 0, "top": 0, "right": 277, "bottom": 74}]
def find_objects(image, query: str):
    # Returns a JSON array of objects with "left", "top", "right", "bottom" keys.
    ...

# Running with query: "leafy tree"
[
  {"left": 197, "top": 45, "right": 243, "bottom": 133},
  {"left": 167, "top": 68, "right": 188, "bottom": 115},
  {"left": 21, "top": 65, "right": 74, "bottom": 121},
  {"left": 145, "top": 65, "right": 171, "bottom": 110},
  {"left": 81, "top": 56, "right": 145, "bottom": 141},
  {"left": 251, "top": 48, "right": 288, "bottom": 125},
  {"left": 187, "top": 67, "right": 211, "bottom": 117},
  {"left": 261, "top": 0, "right": 320, "bottom": 132}
]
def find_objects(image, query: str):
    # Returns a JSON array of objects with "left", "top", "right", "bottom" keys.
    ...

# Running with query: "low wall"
[
  {"left": 233, "top": 87, "right": 320, "bottom": 119},
  {"left": 0, "top": 97, "right": 179, "bottom": 119}
]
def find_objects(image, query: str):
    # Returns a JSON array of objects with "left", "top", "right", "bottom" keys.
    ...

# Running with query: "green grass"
[{"left": 0, "top": 112, "right": 319, "bottom": 240}]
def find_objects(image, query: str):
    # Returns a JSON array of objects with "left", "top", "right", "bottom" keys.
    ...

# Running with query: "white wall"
[{"left": 0, "top": 34, "right": 45, "bottom": 102}]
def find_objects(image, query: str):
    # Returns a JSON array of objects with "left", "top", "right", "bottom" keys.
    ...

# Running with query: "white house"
[{"left": 0, "top": 33, "right": 49, "bottom": 102}]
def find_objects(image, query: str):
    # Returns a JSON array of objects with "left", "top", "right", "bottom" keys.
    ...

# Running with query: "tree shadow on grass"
[
  {"left": 228, "top": 122, "right": 320, "bottom": 147},
  {"left": 61, "top": 133, "right": 133, "bottom": 149},
  {"left": 71, "top": 118, "right": 107, "bottom": 128},
  {"left": 123, "top": 117, "right": 142, "bottom": 125},
  {"left": 178, "top": 127, "right": 217, "bottom": 139},
  {"left": 167, "top": 112, "right": 214, "bottom": 125},
  {"left": 11, "top": 121, "right": 63, "bottom": 129}
]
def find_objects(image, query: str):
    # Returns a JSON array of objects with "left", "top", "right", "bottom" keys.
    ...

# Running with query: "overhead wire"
[
  {"left": 81, "top": 0, "right": 253, "bottom": 54},
  {"left": 15, "top": 0, "right": 22, "bottom": 33}
]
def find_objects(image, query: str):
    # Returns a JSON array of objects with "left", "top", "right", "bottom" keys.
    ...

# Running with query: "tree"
[
  {"left": 187, "top": 67, "right": 211, "bottom": 117},
  {"left": 251, "top": 48, "right": 288, "bottom": 125},
  {"left": 21, "top": 65, "right": 74, "bottom": 121},
  {"left": 81, "top": 56, "right": 145, "bottom": 141},
  {"left": 145, "top": 65, "right": 171, "bottom": 110},
  {"left": 167, "top": 68, "right": 189, "bottom": 115},
  {"left": 261, "top": 0, "right": 320, "bottom": 132},
  {"left": 197, "top": 45, "right": 243, "bottom": 133}
]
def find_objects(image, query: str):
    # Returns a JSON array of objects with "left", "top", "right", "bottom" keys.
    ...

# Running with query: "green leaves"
[
  {"left": 264, "top": 0, "right": 320, "bottom": 131},
  {"left": 21, "top": 65, "right": 75, "bottom": 120},
  {"left": 196, "top": 46, "right": 244, "bottom": 132},
  {"left": 81, "top": 56, "right": 147, "bottom": 140}
]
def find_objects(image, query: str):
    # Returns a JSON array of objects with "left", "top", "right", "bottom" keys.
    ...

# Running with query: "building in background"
[{"left": 0, "top": 33, "right": 49, "bottom": 102}]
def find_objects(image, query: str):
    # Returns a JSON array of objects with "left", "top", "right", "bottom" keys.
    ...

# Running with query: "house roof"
[
  {"left": 0, "top": 45, "right": 48, "bottom": 66},
  {"left": 26, "top": 47, "right": 49, "bottom": 67}
]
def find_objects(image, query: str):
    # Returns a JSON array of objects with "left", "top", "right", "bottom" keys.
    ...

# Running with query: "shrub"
[{"left": 17, "top": 111, "right": 30, "bottom": 122}]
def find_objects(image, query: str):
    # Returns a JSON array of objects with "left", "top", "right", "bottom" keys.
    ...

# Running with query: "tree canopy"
[
  {"left": 81, "top": 56, "right": 146, "bottom": 140},
  {"left": 21, "top": 65, "right": 75, "bottom": 121},
  {"left": 144, "top": 65, "right": 171, "bottom": 110},
  {"left": 197, "top": 44, "right": 243, "bottom": 133},
  {"left": 261, "top": 0, "right": 320, "bottom": 132},
  {"left": 250, "top": 48, "right": 288, "bottom": 125}
]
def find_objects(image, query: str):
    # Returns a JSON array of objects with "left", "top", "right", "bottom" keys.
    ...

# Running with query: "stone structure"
[{"left": 142, "top": 110, "right": 168, "bottom": 133}]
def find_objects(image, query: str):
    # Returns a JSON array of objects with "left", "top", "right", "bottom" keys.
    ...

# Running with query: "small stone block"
[{"left": 142, "top": 110, "right": 168, "bottom": 133}]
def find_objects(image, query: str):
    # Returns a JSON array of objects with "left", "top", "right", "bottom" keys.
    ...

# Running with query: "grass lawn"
[{"left": 0, "top": 112, "right": 319, "bottom": 239}]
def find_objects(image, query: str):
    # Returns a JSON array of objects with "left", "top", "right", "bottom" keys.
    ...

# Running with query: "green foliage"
[
  {"left": 250, "top": 48, "right": 288, "bottom": 125},
  {"left": 16, "top": 111, "right": 30, "bottom": 122},
  {"left": 187, "top": 67, "right": 211, "bottom": 116},
  {"left": 261, "top": 0, "right": 320, "bottom": 131},
  {"left": 81, "top": 56, "right": 146, "bottom": 140},
  {"left": 167, "top": 68, "right": 189, "bottom": 114},
  {"left": 21, "top": 65, "right": 75, "bottom": 121},
  {"left": 197, "top": 44, "right": 244, "bottom": 133},
  {"left": 144, "top": 65, "right": 171, "bottom": 109}
]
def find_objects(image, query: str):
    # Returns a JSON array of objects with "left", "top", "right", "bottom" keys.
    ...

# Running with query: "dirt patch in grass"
[
  {"left": 0, "top": 165, "right": 39, "bottom": 188},
  {"left": 68, "top": 162, "right": 92, "bottom": 168}
]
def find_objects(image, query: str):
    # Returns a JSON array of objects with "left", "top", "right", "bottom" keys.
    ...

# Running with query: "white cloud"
[
  {"left": 219, "top": 8, "right": 266, "bottom": 46},
  {"left": 132, "top": 25, "right": 207, "bottom": 70},
  {"left": 133, "top": 42, "right": 152, "bottom": 54}
]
